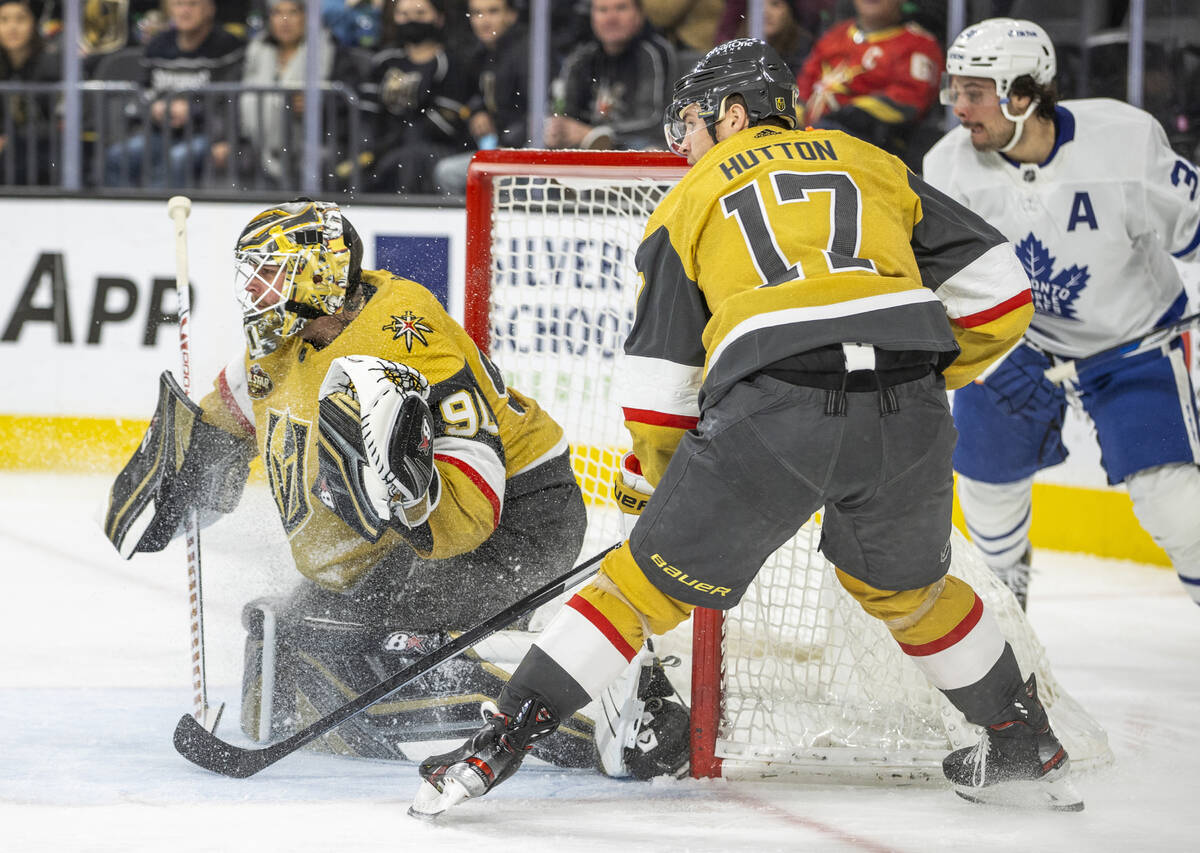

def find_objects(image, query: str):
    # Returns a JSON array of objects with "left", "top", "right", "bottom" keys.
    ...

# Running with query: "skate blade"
[
  {"left": 954, "top": 774, "right": 1084, "bottom": 812},
  {"left": 407, "top": 778, "right": 472, "bottom": 820}
]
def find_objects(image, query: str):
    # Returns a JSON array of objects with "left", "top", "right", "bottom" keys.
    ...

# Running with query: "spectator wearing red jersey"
[{"left": 795, "top": 0, "right": 942, "bottom": 158}]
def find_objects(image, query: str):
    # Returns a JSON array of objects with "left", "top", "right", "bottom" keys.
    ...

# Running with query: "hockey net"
[{"left": 464, "top": 150, "right": 1113, "bottom": 782}]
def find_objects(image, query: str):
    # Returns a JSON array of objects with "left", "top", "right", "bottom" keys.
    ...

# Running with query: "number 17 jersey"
[{"left": 621, "top": 125, "right": 1032, "bottom": 484}]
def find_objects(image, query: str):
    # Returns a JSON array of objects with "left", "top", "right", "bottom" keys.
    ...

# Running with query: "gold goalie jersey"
[
  {"left": 623, "top": 125, "right": 1033, "bottom": 484},
  {"left": 198, "top": 269, "right": 567, "bottom": 590}
]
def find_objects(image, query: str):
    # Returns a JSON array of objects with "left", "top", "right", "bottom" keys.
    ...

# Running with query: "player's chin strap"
[{"left": 998, "top": 97, "right": 1040, "bottom": 153}]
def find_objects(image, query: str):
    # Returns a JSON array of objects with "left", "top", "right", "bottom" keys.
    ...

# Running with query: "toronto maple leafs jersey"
[
  {"left": 923, "top": 99, "right": 1200, "bottom": 358},
  {"left": 197, "top": 269, "right": 567, "bottom": 590}
]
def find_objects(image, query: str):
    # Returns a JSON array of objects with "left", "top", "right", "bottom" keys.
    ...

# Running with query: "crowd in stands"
[{"left": 1, "top": 0, "right": 1199, "bottom": 194}]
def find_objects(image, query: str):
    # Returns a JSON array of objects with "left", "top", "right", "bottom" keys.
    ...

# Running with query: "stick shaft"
[
  {"left": 168, "top": 197, "right": 216, "bottom": 728},
  {"left": 1044, "top": 311, "right": 1200, "bottom": 384}
]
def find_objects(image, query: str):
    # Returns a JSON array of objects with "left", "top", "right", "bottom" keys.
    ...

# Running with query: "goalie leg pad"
[
  {"left": 238, "top": 579, "right": 598, "bottom": 765},
  {"left": 105, "top": 370, "right": 253, "bottom": 557}
]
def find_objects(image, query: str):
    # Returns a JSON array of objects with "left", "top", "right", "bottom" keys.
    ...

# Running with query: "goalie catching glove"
[
  {"left": 104, "top": 370, "right": 253, "bottom": 558},
  {"left": 314, "top": 355, "right": 440, "bottom": 541}
]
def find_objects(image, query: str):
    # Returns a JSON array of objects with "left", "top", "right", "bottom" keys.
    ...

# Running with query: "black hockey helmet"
[{"left": 664, "top": 38, "right": 799, "bottom": 155}]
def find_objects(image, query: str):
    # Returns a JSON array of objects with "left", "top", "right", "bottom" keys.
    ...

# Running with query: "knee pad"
[
  {"left": 1126, "top": 464, "right": 1200, "bottom": 604},
  {"left": 955, "top": 474, "right": 1035, "bottom": 570}
]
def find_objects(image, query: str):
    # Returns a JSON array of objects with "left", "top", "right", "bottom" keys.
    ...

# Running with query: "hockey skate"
[
  {"left": 995, "top": 547, "right": 1033, "bottom": 611},
  {"left": 408, "top": 696, "right": 560, "bottom": 819},
  {"left": 943, "top": 674, "right": 1083, "bottom": 812}
]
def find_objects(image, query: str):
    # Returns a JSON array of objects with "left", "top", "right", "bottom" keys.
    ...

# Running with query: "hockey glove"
[
  {"left": 104, "top": 370, "right": 253, "bottom": 558},
  {"left": 612, "top": 452, "right": 653, "bottom": 535},
  {"left": 314, "top": 356, "right": 440, "bottom": 541},
  {"left": 979, "top": 343, "right": 1063, "bottom": 416}
]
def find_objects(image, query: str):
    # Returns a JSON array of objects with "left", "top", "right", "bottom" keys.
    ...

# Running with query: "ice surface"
[{"left": 2, "top": 472, "right": 1198, "bottom": 852}]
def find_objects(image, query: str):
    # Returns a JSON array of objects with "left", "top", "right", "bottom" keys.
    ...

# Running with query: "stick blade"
[{"left": 173, "top": 713, "right": 264, "bottom": 778}]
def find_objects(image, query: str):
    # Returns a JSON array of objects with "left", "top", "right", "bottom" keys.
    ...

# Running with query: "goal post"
[{"left": 463, "top": 149, "right": 1112, "bottom": 782}]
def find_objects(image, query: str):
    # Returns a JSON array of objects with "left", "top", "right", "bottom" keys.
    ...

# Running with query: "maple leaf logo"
[{"left": 1015, "top": 234, "right": 1089, "bottom": 320}]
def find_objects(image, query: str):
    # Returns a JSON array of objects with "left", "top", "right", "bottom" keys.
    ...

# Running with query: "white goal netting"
[{"left": 472, "top": 156, "right": 1112, "bottom": 781}]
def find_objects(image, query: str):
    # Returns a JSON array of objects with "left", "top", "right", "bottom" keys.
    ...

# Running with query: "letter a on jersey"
[{"left": 1067, "top": 192, "right": 1098, "bottom": 232}]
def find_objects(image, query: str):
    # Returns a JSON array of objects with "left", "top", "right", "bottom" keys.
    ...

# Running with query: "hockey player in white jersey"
[{"left": 923, "top": 18, "right": 1200, "bottom": 609}]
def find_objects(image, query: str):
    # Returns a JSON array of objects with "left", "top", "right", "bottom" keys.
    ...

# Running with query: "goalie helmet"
[
  {"left": 234, "top": 199, "right": 364, "bottom": 358},
  {"left": 664, "top": 38, "right": 799, "bottom": 156}
]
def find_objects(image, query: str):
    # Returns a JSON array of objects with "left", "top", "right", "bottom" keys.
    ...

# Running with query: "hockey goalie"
[{"left": 102, "top": 199, "right": 689, "bottom": 780}]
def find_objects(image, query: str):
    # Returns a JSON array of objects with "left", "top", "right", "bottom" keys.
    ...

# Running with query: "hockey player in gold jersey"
[
  {"left": 412, "top": 40, "right": 1084, "bottom": 817},
  {"left": 104, "top": 200, "right": 600, "bottom": 764}
]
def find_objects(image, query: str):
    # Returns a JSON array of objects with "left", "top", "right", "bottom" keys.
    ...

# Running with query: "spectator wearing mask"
[{"left": 358, "top": 0, "right": 471, "bottom": 193}]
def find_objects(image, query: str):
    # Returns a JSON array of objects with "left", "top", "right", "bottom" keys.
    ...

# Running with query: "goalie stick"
[
  {"left": 167, "top": 195, "right": 224, "bottom": 734},
  {"left": 1044, "top": 311, "right": 1200, "bottom": 384},
  {"left": 173, "top": 543, "right": 620, "bottom": 777}
]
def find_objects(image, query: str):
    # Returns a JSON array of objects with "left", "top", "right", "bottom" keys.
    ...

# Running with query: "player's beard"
[{"left": 966, "top": 120, "right": 1015, "bottom": 153}]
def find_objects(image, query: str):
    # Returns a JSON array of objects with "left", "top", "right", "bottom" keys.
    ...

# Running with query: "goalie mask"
[
  {"left": 235, "top": 200, "right": 364, "bottom": 358},
  {"left": 940, "top": 18, "right": 1056, "bottom": 153},
  {"left": 664, "top": 38, "right": 799, "bottom": 156}
]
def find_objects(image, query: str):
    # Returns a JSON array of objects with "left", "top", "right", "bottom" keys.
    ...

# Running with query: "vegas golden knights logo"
[{"left": 266, "top": 409, "right": 311, "bottom": 535}]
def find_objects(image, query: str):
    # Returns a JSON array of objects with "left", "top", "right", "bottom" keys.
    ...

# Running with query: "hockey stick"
[
  {"left": 173, "top": 542, "right": 620, "bottom": 777},
  {"left": 167, "top": 195, "right": 224, "bottom": 735},
  {"left": 1044, "top": 311, "right": 1200, "bottom": 384}
]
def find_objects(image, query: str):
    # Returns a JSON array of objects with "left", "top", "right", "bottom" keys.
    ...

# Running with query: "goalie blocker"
[{"left": 104, "top": 370, "right": 253, "bottom": 557}]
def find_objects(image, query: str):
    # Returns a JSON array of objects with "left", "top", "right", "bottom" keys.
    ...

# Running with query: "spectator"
[
  {"left": 433, "top": 0, "right": 527, "bottom": 195},
  {"left": 795, "top": 0, "right": 942, "bottom": 158},
  {"left": 103, "top": 0, "right": 245, "bottom": 188},
  {"left": 357, "top": 0, "right": 471, "bottom": 194},
  {"left": 0, "top": 0, "right": 59, "bottom": 185},
  {"left": 642, "top": 0, "right": 724, "bottom": 60},
  {"left": 546, "top": 0, "right": 675, "bottom": 151},
  {"left": 213, "top": 0, "right": 360, "bottom": 189},
  {"left": 322, "top": 0, "right": 383, "bottom": 48},
  {"left": 763, "top": 0, "right": 814, "bottom": 74},
  {"left": 722, "top": 0, "right": 814, "bottom": 75},
  {"left": 717, "top": 0, "right": 836, "bottom": 44}
]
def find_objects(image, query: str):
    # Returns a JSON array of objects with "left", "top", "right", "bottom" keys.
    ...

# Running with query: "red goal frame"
[{"left": 462, "top": 149, "right": 726, "bottom": 778}]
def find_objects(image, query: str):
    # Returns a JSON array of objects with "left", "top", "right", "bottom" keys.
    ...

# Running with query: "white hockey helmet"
[
  {"left": 942, "top": 18, "right": 1056, "bottom": 101},
  {"left": 941, "top": 18, "right": 1056, "bottom": 152}
]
